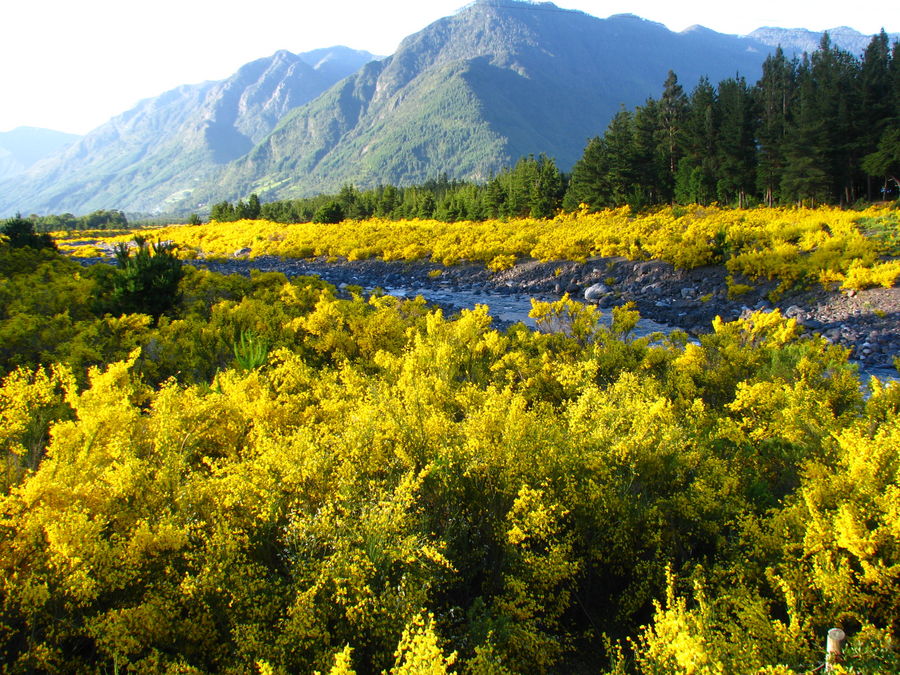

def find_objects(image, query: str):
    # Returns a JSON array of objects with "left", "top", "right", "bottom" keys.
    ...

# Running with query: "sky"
[{"left": 2, "top": 0, "right": 896, "bottom": 136}]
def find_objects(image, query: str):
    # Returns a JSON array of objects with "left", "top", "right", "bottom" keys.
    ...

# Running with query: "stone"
[
  {"left": 583, "top": 283, "right": 609, "bottom": 302},
  {"left": 598, "top": 294, "right": 616, "bottom": 308}
]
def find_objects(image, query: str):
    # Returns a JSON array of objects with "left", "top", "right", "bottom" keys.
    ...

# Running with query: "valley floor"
[{"left": 84, "top": 252, "right": 899, "bottom": 373}]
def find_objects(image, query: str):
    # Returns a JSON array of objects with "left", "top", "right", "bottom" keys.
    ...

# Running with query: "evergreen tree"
[
  {"left": 781, "top": 57, "right": 830, "bottom": 205},
  {"left": 599, "top": 110, "right": 638, "bottom": 207},
  {"left": 111, "top": 236, "right": 183, "bottom": 322},
  {"left": 417, "top": 193, "right": 436, "bottom": 219},
  {"left": 631, "top": 99, "right": 666, "bottom": 206},
  {"left": 676, "top": 78, "right": 718, "bottom": 204},
  {"left": 892, "top": 41, "right": 900, "bottom": 121},
  {"left": 246, "top": 193, "right": 261, "bottom": 219},
  {"left": 377, "top": 185, "right": 400, "bottom": 218},
  {"left": 528, "top": 155, "right": 564, "bottom": 218},
  {"left": 862, "top": 128, "right": 900, "bottom": 198},
  {"left": 210, "top": 201, "right": 237, "bottom": 222},
  {"left": 715, "top": 77, "right": 758, "bottom": 207},
  {"left": 483, "top": 176, "right": 506, "bottom": 218},
  {"left": 564, "top": 137, "right": 607, "bottom": 210},
  {"left": 755, "top": 48, "right": 795, "bottom": 206},
  {"left": 658, "top": 71, "right": 689, "bottom": 194},
  {"left": 312, "top": 201, "right": 345, "bottom": 224},
  {"left": 810, "top": 34, "right": 860, "bottom": 204}
]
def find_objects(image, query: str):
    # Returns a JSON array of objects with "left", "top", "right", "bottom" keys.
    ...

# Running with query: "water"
[{"left": 383, "top": 283, "right": 670, "bottom": 337}]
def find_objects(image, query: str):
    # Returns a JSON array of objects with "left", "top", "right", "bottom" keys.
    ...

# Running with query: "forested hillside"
[
  {"left": 566, "top": 32, "right": 900, "bottom": 209},
  {"left": 198, "top": 32, "right": 900, "bottom": 227},
  {"left": 210, "top": 2, "right": 774, "bottom": 205}
]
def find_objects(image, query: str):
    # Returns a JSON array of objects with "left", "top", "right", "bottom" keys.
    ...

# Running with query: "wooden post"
[{"left": 825, "top": 628, "right": 846, "bottom": 673}]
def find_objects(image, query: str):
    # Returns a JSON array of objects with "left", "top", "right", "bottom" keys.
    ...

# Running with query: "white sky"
[{"left": 2, "top": 0, "right": 896, "bottom": 135}]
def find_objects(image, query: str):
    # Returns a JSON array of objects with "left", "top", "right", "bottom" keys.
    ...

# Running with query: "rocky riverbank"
[
  {"left": 71, "top": 248, "right": 899, "bottom": 372},
  {"left": 178, "top": 253, "right": 898, "bottom": 372}
]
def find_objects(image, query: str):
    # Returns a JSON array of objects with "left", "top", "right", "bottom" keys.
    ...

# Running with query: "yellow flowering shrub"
[{"left": 72, "top": 205, "right": 898, "bottom": 294}]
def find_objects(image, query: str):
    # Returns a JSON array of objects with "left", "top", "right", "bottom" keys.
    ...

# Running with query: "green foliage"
[
  {"left": 111, "top": 237, "right": 184, "bottom": 322},
  {"left": 233, "top": 329, "right": 269, "bottom": 370},
  {"left": 213, "top": 156, "right": 565, "bottom": 227},
  {"left": 566, "top": 34, "right": 900, "bottom": 209},
  {"left": 313, "top": 200, "right": 346, "bottom": 224},
  {"left": 24, "top": 209, "right": 128, "bottom": 233},
  {"left": 1, "top": 215, "right": 56, "bottom": 250}
]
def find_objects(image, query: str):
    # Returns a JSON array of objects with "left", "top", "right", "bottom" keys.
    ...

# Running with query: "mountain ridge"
[
  {"left": 0, "top": 47, "right": 377, "bottom": 215},
  {"left": 747, "top": 25, "right": 900, "bottom": 56},
  {"left": 208, "top": 1, "right": 774, "bottom": 204}
]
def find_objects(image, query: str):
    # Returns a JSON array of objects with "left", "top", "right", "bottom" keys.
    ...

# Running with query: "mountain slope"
[
  {"left": 212, "top": 2, "right": 775, "bottom": 203},
  {"left": 0, "top": 127, "right": 80, "bottom": 181},
  {"left": 0, "top": 47, "right": 376, "bottom": 215}
]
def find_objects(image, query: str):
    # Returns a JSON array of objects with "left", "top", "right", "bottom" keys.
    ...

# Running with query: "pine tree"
[
  {"left": 676, "top": 78, "right": 718, "bottom": 204},
  {"left": 658, "top": 71, "right": 689, "bottom": 194},
  {"left": 858, "top": 31, "right": 895, "bottom": 198},
  {"left": 715, "top": 77, "right": 758, "bottom": 207},
  {"left": 755, "top": 48, "right": 795, "bottom": 206},
  {"left": 781, "top": 57, "right": 830, "bottom": 205},
  {"left": 632, "top": 99, "right": 666, "bottom": 205},
  {"left": 810, "top": 33, "right": 860, "bottom": 203},
  {"left": 563, "top": 137, "right": 607, "bottom": 210}
]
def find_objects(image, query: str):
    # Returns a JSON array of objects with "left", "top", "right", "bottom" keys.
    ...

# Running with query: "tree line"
[
  {"left": 18, "top": 209, "right": 130, "bottom": 232},
  {"left": 13, "top": 32, "right": 898, "bottom": 229},
  {"left": 209, "top": 155, "right": 565, "bottom": 224}
]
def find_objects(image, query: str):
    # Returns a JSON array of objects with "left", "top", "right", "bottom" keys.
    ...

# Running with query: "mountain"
[
  {"left": 0, "top": 47, "right": 377, "bottom": 215},
  {"left": 4, "top": 1, "right": 894, "bottom": 216},
  {"left": 0, "top": 127, "right": 80, "bottom": 181},
  {"left": 208, "top": 2, "right": 775, "bottom": 203},
  {"left": 748, "top": 26, "right": 900, "bottom": 57}
]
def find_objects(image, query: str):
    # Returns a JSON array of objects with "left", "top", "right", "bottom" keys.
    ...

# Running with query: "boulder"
[{"left": 583, "top": 283, "right": 609, "bottom": 302}]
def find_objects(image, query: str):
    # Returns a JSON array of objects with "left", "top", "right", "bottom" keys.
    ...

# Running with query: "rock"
[
  {"left": 583, "top": 283, "right": 610, "bottom": 302},
  {"left": 784, "top": 305, "right": 804, "bottom": 319},
  {"left": 680, "top": 287, "right": 696, "bottom": 299},
  {"left": 598, "top": 294, "right": 616, "bottom": 308},
  {"left": 233, "top": 247, "right": 252, "bottom": 257}
]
